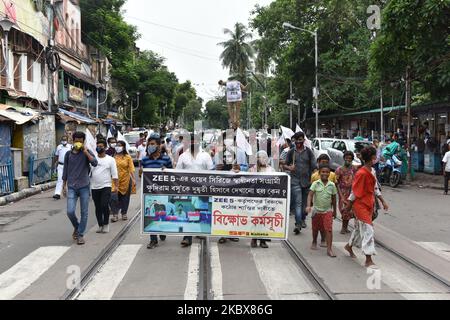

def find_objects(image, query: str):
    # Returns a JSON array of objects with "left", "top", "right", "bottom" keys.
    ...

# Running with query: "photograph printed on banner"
[{"left": 143, "top": 195, "right": 212, "bottom": 234}]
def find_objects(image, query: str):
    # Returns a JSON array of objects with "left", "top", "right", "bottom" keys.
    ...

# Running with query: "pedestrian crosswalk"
[
  {"left": 78, "top": 245, "right": 142, "bottom": 300},
  {"left": 0, "top": 246, "right": 70, "bottom": 300},
  {"left": 0, "top": 241, "right": 449, "bottom": 300}
]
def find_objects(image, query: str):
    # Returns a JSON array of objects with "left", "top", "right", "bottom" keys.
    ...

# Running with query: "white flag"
[
  {"left": 107, "top": 128, "right": 114, "bottom": 141},
  {"left": 85, "top": 128, "right": 97, "bottom": 157},
  {"left": 280, "top": 126, "right": 295, "bottom": 139},
  {"left": 296, "top": 124, "right": 303, "bottom": 133},
  {"left": 236, "top": 128, "right": 252, "bottom": 156},
  {"left": 276, "top": 133, "right": 286, "bottom": 147},
  {"left": 117, "top": 130, "right": 130, "bottom": 152}
]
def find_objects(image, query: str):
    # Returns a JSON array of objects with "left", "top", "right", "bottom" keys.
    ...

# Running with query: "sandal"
[
  {"left": 111, "top": 215, "right": 119, "bottom": 223},
  {"left": 260, "top": 241, "right": 269, "bottom": 249},
  {"left": 218, "top": 238, "right": 227, "bottom": 244},
  {"left": 122, "top": 214, "right": 128, "bottom": 221}
]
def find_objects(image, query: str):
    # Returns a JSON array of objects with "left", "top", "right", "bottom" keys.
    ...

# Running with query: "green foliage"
[
  {"left": 204, "top": 97, "right": 229, "bottom": 129},
  {"left": 218, "top": 23, "right": 255, "bottom": 81},
  {"left": 79, "top": 0, "right": 201, "bottom": 128},
  {"left": 369, "top": 0, "right": 450, "bottom": 100}
]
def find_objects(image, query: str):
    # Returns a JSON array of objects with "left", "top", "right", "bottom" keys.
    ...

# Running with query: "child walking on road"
[{"left": 306, "top": 164, "right": 338, "bottom": 258}]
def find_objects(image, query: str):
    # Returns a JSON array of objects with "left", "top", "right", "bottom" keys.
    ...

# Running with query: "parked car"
[
  {"left": 312, "top": 138, "right": 338, "bottom": 160},
  {"left": 327, "top": 139, "right": 372, "bottom": 171}
]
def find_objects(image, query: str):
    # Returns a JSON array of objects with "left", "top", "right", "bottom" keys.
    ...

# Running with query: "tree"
[
  {"left": 182, "top": 99, "right": 203, "bottom": 132},
  {"left": 218, "top": 23, "right": 255, "bottom": 81},
  {"left": 369, "top": 0, "right": 450, "bottom": 101},
  {"left": 204, "top": 97, "right": 229, "bottom": 129}
]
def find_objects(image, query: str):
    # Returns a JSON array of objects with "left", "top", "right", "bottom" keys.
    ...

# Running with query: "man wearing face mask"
[
  {"left": 62, "top": 132, "right": 98, "bottom": 245},
  {"left": 141, "top": 133, "right": 173, "bottom": 249},
  {"left": 283, "top": 131, "right": 317, "bottom": 234},
  {"left": 176, "top": 133, "right": 214, "bottom": 247},
  {"left": 106, "top": 137, "right": 117, "bottom": 157},
  {"left": 137, "top": 138, "right": 147, "bottom": 167},
  {"left": 90, "top": 139, "right": 119, "bottom": 234},
  {"left": 53, "top": 136, "right": 72, "bottom": 200}
]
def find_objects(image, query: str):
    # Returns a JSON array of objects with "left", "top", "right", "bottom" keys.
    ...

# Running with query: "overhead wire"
[{"left": 125, "top": 15, "right": 227, "bottom": 41}]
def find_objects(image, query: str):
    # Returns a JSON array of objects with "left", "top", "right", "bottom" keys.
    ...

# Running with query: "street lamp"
[
  {"left": 0, "top": 17, "right": 15, "bottom": 88},
  {"left": 283, "top": 22, "right": 319, "bottom": 138}
]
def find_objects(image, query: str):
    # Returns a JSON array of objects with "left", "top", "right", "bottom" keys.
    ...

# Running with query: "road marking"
[
  {"left": 184, "top": 243, "right": 200, "bottom": 300},
  {"left": 78, "top": 245, "right": 142, "bottom": 300},
  {"left": 250, "top": 243, "right": 321, "bottom": 300},
  {"left": 415, "top": 242, "right": 450, "bottom": 262},
  {"left": 335, "top": 242, "right": 449, "bottom": 299},
  {"left": 209, "top": 242, "right": 223, "bottom": 300},
  {"left": 0, "top": 246, "right": 70, "bottom": 300}
]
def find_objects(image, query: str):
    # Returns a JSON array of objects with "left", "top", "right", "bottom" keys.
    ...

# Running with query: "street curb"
[
  {"left": 405, "top": 183, "right": 443, "bottom": 191},
  {"left": 0, "top": 182, "right": 57, "bottom": 206}
]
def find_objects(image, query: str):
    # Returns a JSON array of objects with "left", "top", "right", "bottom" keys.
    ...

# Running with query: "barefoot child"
[
  {"left": 307, "top": 164, "right": 338, "bottom": 258},
  {"left": 335, "top": 151, "right": 356, "bottom": 234},
  {"left": 310, "top": 154, "right": 336, "bottom": 247}
]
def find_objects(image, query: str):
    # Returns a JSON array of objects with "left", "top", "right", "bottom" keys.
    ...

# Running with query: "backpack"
[{"left": 286, "top": 147, "right": 314, "bottom": 167}]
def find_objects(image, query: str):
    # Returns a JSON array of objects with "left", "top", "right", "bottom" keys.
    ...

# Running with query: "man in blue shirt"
[{"left": 141, "top": 133, "right": 173, "bottom": 249}]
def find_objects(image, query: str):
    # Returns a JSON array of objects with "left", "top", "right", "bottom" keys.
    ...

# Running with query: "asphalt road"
[{"left": 0, "top": 184, "right": 448, "bottom": 300}]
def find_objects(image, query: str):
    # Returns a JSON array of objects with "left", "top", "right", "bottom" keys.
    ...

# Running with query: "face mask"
[
  {"left": 62, "top": 141, "right": 67, "bottom": 146},
  {"left": 147, "top": 146, "right": 157, "bottom": 154},
  {"left": 110, "top": 143, "right": 117, "bottom": 149},
  {"left": 74, "top": 142, "right": 84, "bottom": 151},
  {"left": 96, "top": 147, "right": 105, "bottom": 154},
  {"left": 115, "top": 146, "right": 124, "bottom": 154}
]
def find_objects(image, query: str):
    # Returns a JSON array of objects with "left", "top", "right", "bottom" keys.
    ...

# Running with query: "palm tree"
[{"left": 218, "top": 23, "right": 255, "bottom": 81}]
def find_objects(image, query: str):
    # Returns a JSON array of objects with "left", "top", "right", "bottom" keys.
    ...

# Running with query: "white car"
[
  {"left": 327, "top": 139, "right": 372, "bottom": 171},
  {"left": 312, "top": 138, "right": 339, "bottom": 160},
  {"left": 123, "top": 131, "right": 145, "bottom": 164}
]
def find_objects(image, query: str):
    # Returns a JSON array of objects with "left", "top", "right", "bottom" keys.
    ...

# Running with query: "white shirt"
[
  {"left": 137, "top": 144, "right": 147, "bottom": 161},
  {"left": 55, "top": 144, "right": 72, "bottom": 165},
  {"left": 90, "top": 155, "right": 118, "bottom": 190},
  {"left": 176, "top": 150, "right": 214, "bottom": 171},
  {"left": 443, "top": 151, "right": 450, "bottom": 172}
]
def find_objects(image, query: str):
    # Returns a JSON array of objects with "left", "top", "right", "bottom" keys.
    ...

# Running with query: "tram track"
[
  {"left": 282, "top": 239, "right": 337, "bottom": 300},
  {"left": 337, "top": 217, "right": 450, "bottom": 289},
  {"left": 62, "top": 210, "right": 142, "bottom": 300}
]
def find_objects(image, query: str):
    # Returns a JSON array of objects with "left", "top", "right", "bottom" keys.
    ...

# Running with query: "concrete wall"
[{"left": 22, "top": 115, "right": 56, "bottom": 172}]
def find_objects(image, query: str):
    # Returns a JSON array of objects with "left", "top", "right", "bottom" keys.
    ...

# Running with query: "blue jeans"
[
  {"left": 291, "top": 182, "right": 309, "bottom": 226},
  {"left": 67, "top": 185, "right": 90, "bottom": 237}
]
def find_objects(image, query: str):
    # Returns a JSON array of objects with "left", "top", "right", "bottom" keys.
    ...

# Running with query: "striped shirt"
[{"left": 141, "top": 154, "right": 173, "bottom": 169}]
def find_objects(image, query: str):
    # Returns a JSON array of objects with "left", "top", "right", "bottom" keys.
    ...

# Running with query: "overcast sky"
[{"left": 123, "top": 0, "right": 274, "bottom": 103}]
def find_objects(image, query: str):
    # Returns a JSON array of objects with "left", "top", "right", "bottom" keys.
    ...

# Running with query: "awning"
[
  {"left": 60, "top": 65, "right": 97, "bottom": 86},
  {"left": 0, "top": 104, "right": 40, "bottom": 125},
  {"left": 58, "top": 108, "right": 97, "bottom": 124}
]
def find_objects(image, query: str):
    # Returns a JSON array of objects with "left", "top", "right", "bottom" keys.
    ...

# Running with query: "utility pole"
[
  {"left": 406, "top": 67, "right": 412, "bottom": 182},
  {"left": 290, "top": 81, "right": 293, "bottom": 130},
  {"left": 47, "top": 0, "right": 55, "bottom": 112},
  {"left": 314, "top": 29, "right": 319, "bottom": 138},
  {"left": 380, "top": 88, "right": 384, "bottom": 142}
]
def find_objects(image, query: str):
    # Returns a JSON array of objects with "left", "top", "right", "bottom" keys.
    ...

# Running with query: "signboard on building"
[
  {"left": 69, "top": 85, "right": 84, "bottom": 102},
  {"left": 141, "top": 170, "right": 290, "bottom": 239}
]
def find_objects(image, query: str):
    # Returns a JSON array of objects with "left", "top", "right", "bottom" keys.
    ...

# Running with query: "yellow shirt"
[
  {"left": 113, "top": 154, "right": 135, "bottom": 195},
  {"left": 311, "top": 170, "right": 337, "bottom": 184}
]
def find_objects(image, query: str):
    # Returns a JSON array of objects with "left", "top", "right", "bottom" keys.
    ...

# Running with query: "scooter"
[{"left": 377, "top": 155, "right": 402, "bottom": 188}]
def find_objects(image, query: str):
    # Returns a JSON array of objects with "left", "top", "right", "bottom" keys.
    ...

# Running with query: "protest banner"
[{"left": 141, "top": 169, "right": 290, "bottom": 240}]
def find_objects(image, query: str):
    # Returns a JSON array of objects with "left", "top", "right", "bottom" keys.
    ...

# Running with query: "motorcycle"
[{"left": 377, "top": 154, "right": 402, "bottom": 188}]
